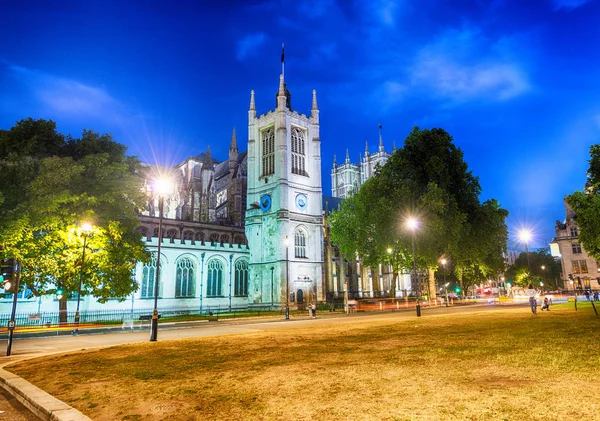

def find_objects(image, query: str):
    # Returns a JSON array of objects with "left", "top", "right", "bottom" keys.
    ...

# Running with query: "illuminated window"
[
  {"left": 572, "top": 260, "right": 581, "bottom": 274},
  {"left": 262, "top": 127, "right": 275, "bottom": 176},
  {"left": 295, "top": 230, "right": 307, "bottom": 258},
  {"left": 206, "top": 260, "right": 223, "bottom": 297},
  {"left": 580, "top": 260, "right": 588, "bottom": 274},
  {"left": 291, "top": 126, "right": 307, "bottom": 176},
  {"left": 572, "top": 243, "right": 582, "bottom": 254},
  {"left": 175, "top": 258, "right": 195, "bottom": 297},
  {"left": 141, "top": 255, "right": 162, "bottom": 298},
  {"left": 234, "top": 260, "right": 249, "bottom": 296}
]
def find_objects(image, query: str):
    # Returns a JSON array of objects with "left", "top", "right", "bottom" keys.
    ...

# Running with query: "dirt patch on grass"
[{"left": 7, "top": 307, "right": 600, "bottom": 420}]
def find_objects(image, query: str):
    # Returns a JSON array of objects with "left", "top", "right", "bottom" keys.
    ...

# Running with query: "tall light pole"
[
  {"left": 284, "top": 236, "right": 290, "bottom": 320},
  {"left": 518, "top": 229, "right": 532, "bottom": 275},
  {"left": 541, "top": 265, "right": 546, "bottom": 293},
  {"left": 406, "top": 217, "right": 421, "bottom": 317},
  {"left": 441, "top": 258, "right": 448, "bottom": 307},
  {"left": 73, "top": 222, "right": 92, "bottom": 335},
  {"left": 150, "top": 177, "right": 173, "bottom": 342}
]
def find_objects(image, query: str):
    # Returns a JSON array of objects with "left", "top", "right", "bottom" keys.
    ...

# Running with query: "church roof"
[{"left": 191, "top": 152, "right": 221, "bottom": 165}]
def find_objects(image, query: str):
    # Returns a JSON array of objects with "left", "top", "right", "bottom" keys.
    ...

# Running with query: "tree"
[
  {"left": 505, "top": 249, "right": 562, "bottom": 290},
  {"left": 0, "top": 119, "right": 149, "bottom": 321},
  {"left": 330, "top": 127, "right": 508, "bottom": 298},
  {"left": 565, "top": 144, "right": 600, "bottom": 259}
]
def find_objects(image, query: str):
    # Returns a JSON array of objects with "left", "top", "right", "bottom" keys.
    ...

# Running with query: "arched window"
[
  {"left": 291, "top": 126, "right": 306, "bottom": 175},
  {"left": 176, "top": 258, "right": 195, "bottom": 297},
  {"left": 141, "top": 255, "right": 162, "bottom": 298},
  {"left": 234, "top": 260, "right": 249, "bottom": 296},
  {"left": 262, "top": 126, "right": 275, "bottom": 176},
  {"left": 207, "top": 260, "right": 223, "bottom": 297},
  {"left": 295, "top": 230, "right": 307, "bottom": 258}
]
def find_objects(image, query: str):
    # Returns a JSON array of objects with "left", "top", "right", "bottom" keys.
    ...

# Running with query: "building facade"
[
  {"left": 245, "top": 74, "right": 324, "bottom": 307},
  {"left": 550, "top": 200, "right": 600, "bottom": 291},
  {"left": 330, "top": 128, "right": 392, "bottom": 199}
]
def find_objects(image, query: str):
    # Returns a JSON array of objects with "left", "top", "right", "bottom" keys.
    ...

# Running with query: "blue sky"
[{"left": 1, "top": 0, "right": 600, "bottom": 249}]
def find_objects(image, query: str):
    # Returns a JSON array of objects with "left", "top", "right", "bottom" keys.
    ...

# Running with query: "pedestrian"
[
  {"left": 541, "top": 297, "right": 550, "bottom": 311},
  {"left": 311, "top": 303, "right": 316, "bottom": 319},
  {"left": 594, "top": 291, "right": 599, "bottom": 301},
  {"left": 585, "top": 290, "right": 590, "bottom": 301},
  {"left": 526, "top": 284, "right": 537, "bottom": 315}
]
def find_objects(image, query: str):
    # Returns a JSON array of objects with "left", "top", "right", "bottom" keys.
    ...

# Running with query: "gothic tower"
[{"left": 245, "top": 71, "right": 324, "bottom": 307}]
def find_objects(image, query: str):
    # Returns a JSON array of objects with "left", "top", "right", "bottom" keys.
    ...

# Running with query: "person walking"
[{"left": 526, "top": 284, "right": 538, "bottom": 315}]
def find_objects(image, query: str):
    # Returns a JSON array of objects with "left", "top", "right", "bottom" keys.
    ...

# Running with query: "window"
[
  {"left": 234, "top": 260, "right": 249, "bottom": 296},
  {"left": 580, "top": 260, "right": 588, "bottom": 274},
  {"left": 572, "top": 260, "right": 581, "bottom": 274},
  {"left": 570, "top": 227, "right": 578, "bottom": 237},
  {"left": 141, "top": 255, "right": 162, "bottom": 298},
  {"left": 206, "top": 260, "right": 223, "bottom": 297},
  {"left": 262, "top": 127, "right": 275, "bottom": 176},
  {"left": 291, "top": 126, "right": 306, "bottom": 176},
  {"left": 176, "top": 258, "right": 195, "bottom": 297},
  {"left": 572, "top": 242, "right": 582, "bottom": 254},
  {"left": 295, "top": 230, "right": 307, "bottom": 258}
]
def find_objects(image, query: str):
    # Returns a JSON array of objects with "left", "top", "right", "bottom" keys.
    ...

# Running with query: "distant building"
[
  {"left": 503, "top": 250, "right": 520, "bottom": 267},
  {"left": 550, "top": 200, "right": 600, "bottom": 291},
  {"left": 330, "top": 128, "right": 393, "bottom": 199}
]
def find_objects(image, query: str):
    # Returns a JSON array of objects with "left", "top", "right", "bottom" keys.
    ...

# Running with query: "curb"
[{"left": 0, "top": 366, "right": 92, "bottom": 421}]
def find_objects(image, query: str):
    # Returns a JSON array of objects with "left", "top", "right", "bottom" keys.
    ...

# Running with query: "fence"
[{"left": 0, "top": 304, "right": 283, "bottom": 330}]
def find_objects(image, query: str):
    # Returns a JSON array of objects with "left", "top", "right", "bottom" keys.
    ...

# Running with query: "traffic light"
[
  {"left": 455, "top": 287, "right": 460, "bottom": 293},
  {"left": 1, "top": 258, "right": 16, "bottom": 293},
  {"left": 56, "top": 287, "right": 64, "bottom": 300}
]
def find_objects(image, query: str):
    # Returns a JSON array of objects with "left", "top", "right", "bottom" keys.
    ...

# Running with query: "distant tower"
[{"left": 245, "top": 60, "right": 324, "bottom": 306}]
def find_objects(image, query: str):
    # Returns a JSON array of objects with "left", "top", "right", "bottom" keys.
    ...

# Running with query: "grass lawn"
[{"left": 7, "top": 304, "right": 600, "bottom": 421}]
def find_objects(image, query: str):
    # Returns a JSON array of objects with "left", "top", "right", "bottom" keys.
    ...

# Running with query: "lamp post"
[
  {"left": 541, "top": 265, "right": 546, "bottom": 293},
  {"left": 284, "top": 235, "right": 290, "bottom": 320},
  {"left": 150, "top": 177, "right": 173, "bottom": 342},
  {"left": 73, "top": 222, "right": 92, "bottom": 335},
  {"left": 441, "top": 258, "right": 448, "bottom": 307},
  {"left": 518, "top": 229, "right": 532, "bottom": 274},
  {"left": 406, "top": 217, "right": 420, "bottom": 317}
]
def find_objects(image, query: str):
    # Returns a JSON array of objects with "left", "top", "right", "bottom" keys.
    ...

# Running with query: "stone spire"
[
  {"left": 378, "top": 124, "right": 384, "bottom": 152},
  {"left": 311, "top": 89, "right": 319, "bottom": 124},
  {"left": 333, "top": 154, "right": 337, "bottom": 167},
  {"left": 229, "top": 127, "right": 238, "bottom": 165},
  {"left": 249, "top": 90, "right": 256, "bottom": 119},
  {"left": 392, "top": 139, "right": 396, "bottom": 153},
  {"left": 365, "top": 140, "right": 369, "bottom": 157},
  {"left": 345, "top": 148, "right": 350, "bottom": 163},
  {"left": 203, "top": 146, "right": 213, "bottom": 169}
]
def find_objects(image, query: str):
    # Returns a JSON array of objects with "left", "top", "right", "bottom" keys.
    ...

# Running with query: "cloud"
[
  {"left": 6, "top": 64, "right": 122, "bottom": 118},
  {"left": 236, "top": 33, "right": 267, "bottom": 61},
  {"left": 552, "top": 0, "right": 592, "bottom": 11},
  {"left": 409, "top": 28, "right": 530, "bottom": 103}
]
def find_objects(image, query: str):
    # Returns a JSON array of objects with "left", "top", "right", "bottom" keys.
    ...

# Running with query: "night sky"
[{"left": 2, "top": 0, "right": 599, "bottom": 250}]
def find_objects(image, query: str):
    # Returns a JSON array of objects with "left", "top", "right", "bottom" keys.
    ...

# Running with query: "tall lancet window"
[
  {"left": 291, "top": 126, "right": 307, "bottom": 176},
  {"left": 262, "top": 127, "right": 275, "bottom": 176}
]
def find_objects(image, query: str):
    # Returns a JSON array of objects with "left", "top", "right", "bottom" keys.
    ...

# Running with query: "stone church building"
[{"left": 2, "top": 70, "right": 416, "bottom": 318}]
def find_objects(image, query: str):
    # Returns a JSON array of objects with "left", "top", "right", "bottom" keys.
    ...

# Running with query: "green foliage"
[
  {"left": 329, "top": 127, "right": 508, "bottom": 296},
  {"left": 0, "top": 118, "right": 150, "bottom": 307},
  {"left": 564, "top": 144, "right": 600, "bottom": 260},
  {"left": 505, "top": 249, "right": 562, "bottom": 289}
]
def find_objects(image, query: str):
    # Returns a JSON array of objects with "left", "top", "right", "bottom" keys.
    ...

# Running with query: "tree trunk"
[
  {"left": 459, "top": 269, "right": 465, "bottom": 298},
  {"left": 390, "top": 268, "right": 398, "bottom": 298},
  {"left": 59, "top": 296, "right": 68, "bottom": 324}
]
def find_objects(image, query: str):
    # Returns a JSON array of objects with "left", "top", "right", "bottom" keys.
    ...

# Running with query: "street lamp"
[
  {"left": 518, "top": 229, "right": 532, "bottom": 274},
  {"left": 73, "top": 222, "right": 92, "bottom": 335},
  {"left": 406, "top": 217, "right": 421, "bottom": 317},
  {"left": 284, "top": 235, "right": 290, "bottom": 320},
  {"left": 541, "top": 265, "right": 546, "bottom": 292},
  {"left": 441, "top": 258, "right": 448, "bottom": 307},
  {"left": 150, "top": 177, "right": 173, "bottom": 342}
]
